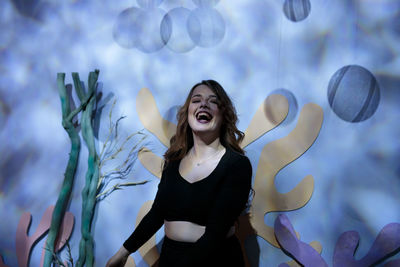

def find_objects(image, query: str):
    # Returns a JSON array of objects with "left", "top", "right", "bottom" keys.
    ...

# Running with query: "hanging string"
[{"left": 276, "top": 8, "right": 284, "bottom": 89}]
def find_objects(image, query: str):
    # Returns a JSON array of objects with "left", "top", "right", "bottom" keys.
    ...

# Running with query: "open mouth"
[{"left": 196, "top": 111, "right": 213, "bottom": 123}]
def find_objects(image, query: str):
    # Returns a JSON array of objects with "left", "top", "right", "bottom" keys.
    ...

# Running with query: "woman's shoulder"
[
  {"left": 224, "top": 146, "right": 252, "bottom": 176},
  {"left": 225, "top": 146, "right": 251, "bottom": 163},
  {"left": 223, "top": 147, "right": 252, "bottom": 187}
]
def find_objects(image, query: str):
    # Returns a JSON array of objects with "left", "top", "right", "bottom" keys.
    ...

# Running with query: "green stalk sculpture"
[
  {"left": 73, "top": 70, "right": 100, "bottom": 267},
  {"left": 43, "top": 73, "right": 93, "bottom": 267}
]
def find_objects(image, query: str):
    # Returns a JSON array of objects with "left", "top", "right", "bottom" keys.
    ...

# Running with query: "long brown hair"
[{"left": 163, "top": 80, "right": 244, "bottom": 167}]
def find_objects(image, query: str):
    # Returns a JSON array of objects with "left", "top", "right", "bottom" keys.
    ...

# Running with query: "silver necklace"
[{"left": 190, "top": 147, "right": 224, "bottom": 166}]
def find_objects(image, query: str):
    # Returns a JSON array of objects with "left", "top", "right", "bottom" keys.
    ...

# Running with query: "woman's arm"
[
  {"left": 106, "top": 174, "right": 166, "bottom": 266},
  {"left": 106, "top": 246, "right": 130, "bottom": 267},
  {"left": 122, "top": 176, "right": 166, "bottom": 252}
]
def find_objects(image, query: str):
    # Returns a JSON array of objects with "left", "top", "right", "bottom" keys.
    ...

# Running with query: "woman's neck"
[{"left": 191, "top": 134, "right": 224, "bottom": 158}]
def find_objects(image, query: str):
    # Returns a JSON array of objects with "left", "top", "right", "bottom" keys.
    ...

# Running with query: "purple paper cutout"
[
  {"left": 0, "top": 255, "right": 10, "bottom": 267},
  {"left": 333, "top": 223, "right": 400, "bottom": 267},
  {"left": 384, "top": 259, "right": 400, "bottom": 267},
  {"left": 333, "top": 231, "right": 360, "bottom": 266},
  {"left": 275, "top": 214, "right": 400, "bottom": 267},
  {"left": 274, "top": 214, "right": 328, "bottom": 267}
]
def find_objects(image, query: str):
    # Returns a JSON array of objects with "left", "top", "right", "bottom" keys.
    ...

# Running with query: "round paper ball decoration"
[
  {"left": 283, "top": 0, "right": 311, "bottom": 22},
  {"left": 327, "top": 65, "right": 380, "bottom": 122}
]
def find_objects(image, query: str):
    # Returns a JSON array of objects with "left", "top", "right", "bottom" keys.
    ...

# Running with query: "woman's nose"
[{"left": 200, "top": 99, "right": 209, "bottom": 107}]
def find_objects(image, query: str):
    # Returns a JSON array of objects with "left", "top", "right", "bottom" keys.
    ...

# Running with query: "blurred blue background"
[{"left": 0, "top": 0, "right": 399, "bottom": 266}]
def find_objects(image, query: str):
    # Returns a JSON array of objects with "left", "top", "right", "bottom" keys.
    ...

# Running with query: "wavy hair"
[{"left": 163, "top": 80, "right": 244, "bottom": 167}]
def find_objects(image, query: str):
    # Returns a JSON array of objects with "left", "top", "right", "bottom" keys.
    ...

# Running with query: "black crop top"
[{"left": 123, "top": 146, "right": 252, "bottom": 265}]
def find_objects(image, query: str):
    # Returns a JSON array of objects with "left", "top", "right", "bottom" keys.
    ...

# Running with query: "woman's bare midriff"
[{"left": 164, "top": 220, "right": 235, "bottom": 242}]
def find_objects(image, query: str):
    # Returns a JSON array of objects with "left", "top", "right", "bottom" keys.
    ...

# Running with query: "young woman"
[{"left": 107, "top": 80, "right": 252, "bottom": 267}]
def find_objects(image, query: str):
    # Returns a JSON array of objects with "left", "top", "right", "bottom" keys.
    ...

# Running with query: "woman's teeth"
[{"left": 196, "top": 112, "right": 212, "bottom": 123}]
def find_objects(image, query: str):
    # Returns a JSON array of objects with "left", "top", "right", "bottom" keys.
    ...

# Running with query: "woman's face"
[{"left": 187, "top": 84, "right": 223, "bottom": 136}]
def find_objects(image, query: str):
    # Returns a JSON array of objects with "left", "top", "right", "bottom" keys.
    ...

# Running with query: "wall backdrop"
[{"left": 1, "top": 0, "right": 400, "bottom": 266}]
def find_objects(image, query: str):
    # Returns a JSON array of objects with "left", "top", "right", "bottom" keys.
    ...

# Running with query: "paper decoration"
[
  {"left": 250, "top": 103, "right": 323, "bottom": 247},
  {"left": 241, "top": 94, "right": 289, "bottom": 148},
  {"left": 275, "top": 214, "right": 400, "bottom": 267},
  {"left": 15, "top": 206, "right": 74, "bottom": 267},
  {"left": 333, "top": 223, "right": 400, "bottom": 267},
  {"left": 275, "top": 214, "right": 327, "bottom": 267},
  {"left": 136, "top": 88, "right": 176, "bottom": 147}
]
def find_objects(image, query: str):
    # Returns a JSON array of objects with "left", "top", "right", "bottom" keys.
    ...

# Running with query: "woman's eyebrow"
[{"left": 191, "top": 94, "right": 218, "bottom": 99}]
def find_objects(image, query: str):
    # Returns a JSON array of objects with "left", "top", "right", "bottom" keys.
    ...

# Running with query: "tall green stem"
[
  {"left": 43, "top": 74, "right": 82, "bottom": 267},
  {"left": 74, "top": 70, "right": 100, "bottom": 267}
]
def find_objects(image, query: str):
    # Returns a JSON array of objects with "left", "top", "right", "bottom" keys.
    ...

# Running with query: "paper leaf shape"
[
  {"left": 284, "top": 241, "right": 323, "bottom": 267},
  {"left": 250, "top": 103, "right": 323, "bottom": 247},
  {"left": 0, "top": 255, "right": 9, "bottom": 267},
  {"left": 241, "top": 94, "right": 289, "bottom": 148},
  {"left": 333, "top": 223, "right": 400, "bottom": 267},
  {"left": 16, "top": 205, "right": 74, "bottom": 267},
  {"left": 138, "top": 147, "right": 163, "bottom": 179},
  {"left": 16, "top": 207, "right": 53, "bottom": 267},
  {"left": 124, "top": 256, "right": 137, "bottom": 267},
  {"left": 384, "top": 259, "right": 400, "bottom": 267},
  {"left": 136, "top": 88, "right": 176, "bottom": 147},
  {"left": 275, "top": 214, "right": 328, "bottom": 267}
]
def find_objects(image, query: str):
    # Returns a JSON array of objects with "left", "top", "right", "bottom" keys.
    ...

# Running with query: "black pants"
[{"left": 159, "top": 235, "right": 245, "bottom": 267}]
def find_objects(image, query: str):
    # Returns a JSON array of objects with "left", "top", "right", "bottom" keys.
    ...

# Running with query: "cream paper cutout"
[
  {"left": 136, "top": 88, "right": 176, "bottom": 147},
  {"left": 242, "top": 94, "right": 289, "bottom": 148},
  {"left": 250, "top": 103, "right": 323, "bottom": 247},
  {"left": 124, "top": 256, "right": 136, "bottom": 267},
  {"left": 138, "top": 147, "right": 163, "bottom": 179}
]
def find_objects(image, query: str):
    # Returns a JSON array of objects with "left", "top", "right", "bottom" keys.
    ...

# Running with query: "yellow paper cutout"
[
  {"left": 124, "top": 256, "right": 136, "bottom": 267},
  {"left": 137, "top": 200, "right": 159, "bottom": 266},
  {"left": 250, "top": 103, "right": 323, "bottom": 247},
  {"left": 138, "top": 147, "right": 163, "bottom": 179},
  {"left": 242, "top": 94, "right": 289, "bottom": 148},
  {"left": 136, "top": 88, "right": 176, "bottom": 147}
]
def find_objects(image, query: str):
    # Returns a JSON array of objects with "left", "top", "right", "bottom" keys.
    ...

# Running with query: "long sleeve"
[
  {"left": 178, "top": 155, "right": 252, "bottom": 266},
  {"left": 122, "top": 175, "right": 166, "bottom": 253}
]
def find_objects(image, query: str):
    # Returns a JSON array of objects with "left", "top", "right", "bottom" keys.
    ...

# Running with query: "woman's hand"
[{"left": 106, "top": 246, "right": 130, "bottom": 267}]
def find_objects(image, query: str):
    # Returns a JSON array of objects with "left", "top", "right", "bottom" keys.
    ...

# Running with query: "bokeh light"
[
  {"left": 113, "top": 7, "right": 143, "bottom": 49},
  {"left": 137, "top": 0, "right": 163, "bottom": 8},
  {"left": 192, "top": 0, "right": 220, "bottom": 7},
  {"left": 160, "top": 7, "right": 196, "bottom": 53},
  {"left": 136, "top": 8, "right": 168, "bottom": 53},
  {"left": 187, "top": 7, "right": 225, "bottom": 47}
]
